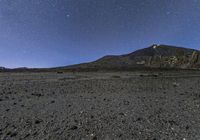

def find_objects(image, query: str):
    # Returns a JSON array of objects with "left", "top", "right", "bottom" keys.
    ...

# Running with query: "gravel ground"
[{"left": 0, "top": 71, "right": 200, "bottom": 140}]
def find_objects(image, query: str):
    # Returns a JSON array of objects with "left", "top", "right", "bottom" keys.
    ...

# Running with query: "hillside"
[{"left": 64, "top": 44, "right": 200, "bottom": 71}]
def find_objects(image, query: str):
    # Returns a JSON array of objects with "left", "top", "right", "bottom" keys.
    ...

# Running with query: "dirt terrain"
[{"left": 0, "top": 71, "right": 200, "bottom": 140}]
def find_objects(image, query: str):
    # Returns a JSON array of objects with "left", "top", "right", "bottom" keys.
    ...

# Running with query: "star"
[
  {"left": 66, "top": 14, "right": 70, "bottom": 18},
  {"left": 118, "top": 6, "right": 123, "bottom": 10},
  {"left": 166, "top": 11, "right": 171, "bottom": 15}
]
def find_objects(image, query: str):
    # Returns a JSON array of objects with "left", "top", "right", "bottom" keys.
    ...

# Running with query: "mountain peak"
[{"left": 150, "top": 44, "right": 160, "bottom": 49}]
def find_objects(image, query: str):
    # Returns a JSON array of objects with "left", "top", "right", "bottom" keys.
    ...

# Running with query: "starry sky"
[{"left": 0, "top": 0, "right": 200, "bottom": 68}]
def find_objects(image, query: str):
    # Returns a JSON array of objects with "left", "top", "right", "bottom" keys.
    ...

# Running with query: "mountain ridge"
[
  {"left": 64, "top": 44, "right": 200, "bottom": 71},
  {"left": 1, "top": 44, "right": 200, "bottom": 72}
]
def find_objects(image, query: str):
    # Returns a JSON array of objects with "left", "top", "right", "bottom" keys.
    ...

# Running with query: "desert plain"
[{"left": 0, "top": 70, "right": 200, "bottom": 140}]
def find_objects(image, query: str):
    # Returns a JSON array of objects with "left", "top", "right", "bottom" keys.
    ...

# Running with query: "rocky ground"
[{"left": 0, "top": 71, "right": 200, "bottom": 140}]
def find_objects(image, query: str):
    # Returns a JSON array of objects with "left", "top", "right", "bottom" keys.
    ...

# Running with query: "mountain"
[
  {"left": 1, "top": 44, "right": 200, "bottom": 72},
  {"left": 0, "top": 67, "right": 7, "bottom": 71},
  {"left": 0, "top": 67, "right": 6, "bottom": 69},
  {"left": 64, "top": 44, "right": 200, "bottom": 71}
]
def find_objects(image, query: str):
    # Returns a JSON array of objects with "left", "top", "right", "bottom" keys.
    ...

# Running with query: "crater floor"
[{"left": 0, "top": 71, "right": 200, "bottom": 140}]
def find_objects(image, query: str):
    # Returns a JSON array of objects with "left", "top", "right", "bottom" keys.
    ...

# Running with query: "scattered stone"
[
  {"left": 118, "top": 134, "right": 122, "bottom": 137},
  {"left": 35, "top": 119, "right": 43, "bottom": 124},
  {"left": 10, "top": 132, "right": 18, "bottom": 137},
  {"left": 152, "top": 74, "right": 158, "bottom": 77},
  {"left": 51, "top": 100, "right": 55, "bottom": 104},
  {"left": 173, "top": 82, "right": 180, "bottom": 87},
  {"left": 31, "top": 93, "right": 43, "bottom": 97},
  {"left": 57, "top": 71, "right": 64, "bottom": 74},
  {"left": 92, "top": 136, "right": 97, "bottom": 140},
  {"left": 24, "top": 133, "right": 30, "bottom": 138},
  {"left": 90, "top": 134, "right": 97, "bottom": 140},
  {"left": 33, "top": 131, "right": 38, "bottom": 136},
  {"left": 123, "top": 100, "right": 130, "bottom": 105},
  {"left": 6, "top": 131, "right": 11, "bottom": 136},
  {"left": 69, "top": 125, "right": 78, "bottom": 130},
  {"left": 137, "top": 118, "right": 142, "bottom": 121},
  {"left": 119, "top": 112, "right": 125, "bottom": 116}
]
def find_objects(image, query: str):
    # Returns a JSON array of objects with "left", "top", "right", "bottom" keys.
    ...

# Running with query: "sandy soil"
[{"left": 0, "top": 71, "right": 200, "bottom": 140}]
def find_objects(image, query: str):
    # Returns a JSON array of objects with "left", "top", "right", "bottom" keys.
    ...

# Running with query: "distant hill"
[
  {"left": 0, "top": 67, "right": 6, "bottom": 70},
  {"left": 0, "top": 67, "right": 8, "bottom": 72},
  {"left": 63, "top": 44, "right": 200, "bottom": 71}
]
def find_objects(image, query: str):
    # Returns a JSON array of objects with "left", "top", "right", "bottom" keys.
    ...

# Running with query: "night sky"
[{"left": 0, "top": 0, "right": 200, "bottom": 68}]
